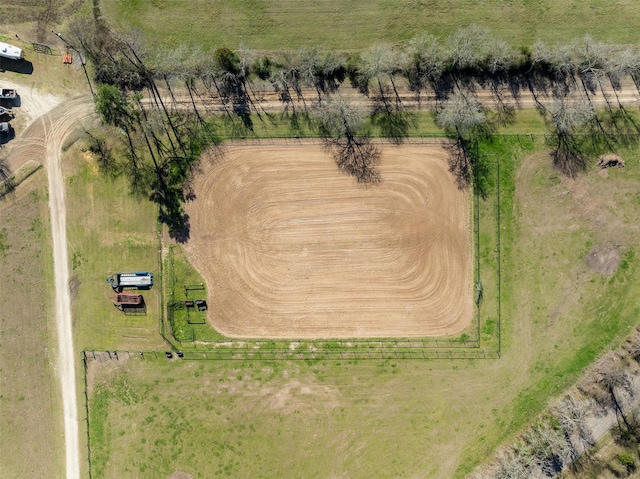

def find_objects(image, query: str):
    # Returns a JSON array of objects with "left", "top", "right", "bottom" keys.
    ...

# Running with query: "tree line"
[
  {"left": 471, "top": 334, "right": 640, "bottom": 479},
  {"left": 65, "top": 13, "right": 640, "bottom": 234}
]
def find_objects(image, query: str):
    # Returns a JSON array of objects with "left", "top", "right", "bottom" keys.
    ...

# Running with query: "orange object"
[{"left": 62, "top": 52, "right": 72, "bottom": 64}]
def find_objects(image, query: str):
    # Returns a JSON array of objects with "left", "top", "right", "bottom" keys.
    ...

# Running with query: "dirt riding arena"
[{"left": 184, "top": 142, "right": 473, "bottom": 338}]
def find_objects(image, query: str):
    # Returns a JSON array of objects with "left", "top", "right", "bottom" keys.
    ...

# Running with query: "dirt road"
[
  {"left": 5, "top": 96, "right": 94, "bottom": 479},
  {"left": 161, "top": 78, "right": 640, "bottom": 115},
  {"left": 45, "top": 98, "right": 94, "bottom": 479}
]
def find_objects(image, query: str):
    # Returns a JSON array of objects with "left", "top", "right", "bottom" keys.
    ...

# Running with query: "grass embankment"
[
  {"left": 87, "top": 136, "right": 640, "bottom": 478},
  {"left": 103, "top": 0, "right": 640, "bottom": 50},
  {"left": 64, "top": 143, "right": 166, "bottom": 351},
  {"left": 208, "top": 109, "right": 547, "bottom": 141},
  {"left": 0, "top": 172, "right": 64, "bottom": 478},
  {"left": 0, "top": 161, "right": 42, "bottom": 198}
]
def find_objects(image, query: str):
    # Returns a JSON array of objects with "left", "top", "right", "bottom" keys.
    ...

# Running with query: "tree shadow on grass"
[
  {"left": 0, "top": 149, "right": 15, "bottom": 199},
  {"left": 168, "top": 213, "right": 190, "bottom": 244}
]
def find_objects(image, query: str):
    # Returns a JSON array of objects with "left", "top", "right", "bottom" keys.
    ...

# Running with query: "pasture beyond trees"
[{"left": 101, "top": 0, "right": 640, "bottom": 51}]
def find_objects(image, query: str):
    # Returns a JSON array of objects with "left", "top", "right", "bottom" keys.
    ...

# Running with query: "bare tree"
[
  {"left": 298, "top": 48, "right": 346, "bottom": 103},
  {"left": 544, "top": 92, "right": 594, "bottom": 177},
  {"left": 628, "top": 331, "right": 640, "bottom": 364},
  {"left": 446, "top": 24, "right": 515, "bottom": 74},
  {"left": 403, "top": 33, "right": 446, "bottom": 95},
  {"left": 358, "top": 42, "right": 403, "bottom": 94},
  {"left": 598, "top": 354, "right": 637, "bottom": 433},
  {"left": 552, "top": 394, "right": 596, "bottom": 456},
  {"left": 436, "top": 89, "right": 489, "bottom": 189},
  {"left": 487, "top": 449, "right": 529, "bottom": 479},
  {"left": 270, "top": 52, "right": 311, "bottom": 134},
  {"left": 523, "top": 424, "right": 574, "bottom": 476},
  {"left": 358, "top": 42, "right": 415, "bottom": 143},
  {"left": 532, "top": 40, "right": 575, "bottom": 84},
  {"left": 314, "top": 97, "right": 380, "bottom": 184}
]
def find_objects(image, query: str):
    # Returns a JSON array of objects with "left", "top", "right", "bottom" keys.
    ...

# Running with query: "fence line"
[
  {"left": 81, "top": 352, "right": 93, "bottom": 479},
  {"left": 170, "top": 337, "right": 481, "bottom": 350},
  {"left": 496, "top": 152, "right": 502, "bottom": 356},
  {"left": 474, "top": 142, "right": 482, "bottom": 341},
  {"left": 83, "top": 348, "right": 500, "bottom": 362},
  {"left": 156, "top": 135, "right": 513, "bottom": 357}
]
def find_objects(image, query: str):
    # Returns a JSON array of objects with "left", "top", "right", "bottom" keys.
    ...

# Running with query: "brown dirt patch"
[
  {"left": 586, "top": 244, "right": 622, "bottom": 275},
  {"left": 184, "top": 143, "right": 472, "bottom": 338},
  {"left": 167, "top": 472, "right": 193, "bottom": 479}
]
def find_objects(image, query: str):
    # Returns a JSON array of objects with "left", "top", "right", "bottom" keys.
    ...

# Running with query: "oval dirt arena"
[{"left": 184, "top": 142, "right": 473, "bottom": 338}]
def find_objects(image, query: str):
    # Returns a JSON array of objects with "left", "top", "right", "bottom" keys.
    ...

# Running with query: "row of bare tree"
[
  {"left": 63, "top": 13, "right": 640, "bottom": 232},
  {"left": 472, "top": 333, "right": 640, "bottom": 478}
]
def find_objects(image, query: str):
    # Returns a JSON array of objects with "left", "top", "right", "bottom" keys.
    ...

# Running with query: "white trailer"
[
  {"left": 0, "top": 42, "right": 23, "bottom": 60},
  {"left": 106, "top": 272, "right": 154, "bottom": 290}
]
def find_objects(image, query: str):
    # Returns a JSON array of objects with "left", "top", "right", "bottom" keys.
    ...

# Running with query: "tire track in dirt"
[
  {"left": 185, "top": 143, "right": 472, "bottom": 338},
  {"left": 1, "top": 79, "right": 62, "bottom": 174},
  {"left": 158, "top": 78, "right": 640, "bottom": 116}
]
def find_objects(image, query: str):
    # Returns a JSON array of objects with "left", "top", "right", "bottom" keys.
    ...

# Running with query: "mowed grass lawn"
[
  {"left": 0, "top": 173, "right": 64, "bottom": 478},
  {"left": 102, "top": 0, "right": 640, "bottom": 51},
  {"left": 64, "top": 142, "right": 166, "bottom": 351},
  {"left": 88, "top": 137, "right": 640, "bottom": 478}
]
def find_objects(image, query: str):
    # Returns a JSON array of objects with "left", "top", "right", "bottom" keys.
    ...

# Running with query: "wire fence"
[
  {"left": 496, "top": 153, "right": 502, "bottom": 353},
  {"left": 171, "top": 337, "right": 481, "bottom": 350},
  {"left": 83, "top": 348, "right": 499, "bottom": 363},
  {"left": 155, "top": 135, "right": 516, "bottom": 358},
  {"left": 81, "top": 353, "right": 93, "bottom": 479}
]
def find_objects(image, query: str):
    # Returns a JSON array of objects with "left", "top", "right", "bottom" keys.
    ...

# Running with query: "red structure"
[{"left": 113, "top": 293, "right": 144, "bottom": 311}]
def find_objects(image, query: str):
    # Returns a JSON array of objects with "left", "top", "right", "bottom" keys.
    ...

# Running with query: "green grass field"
[
  {"left": 64, "top": 141, "right": 166, "bottom": 352},
  {"left": 86, "top": 135, "right": 640, "bottom": 478},
  {"left": 0, "top": 172, "right": 65, "bottom": 478},
  {"left": 201, "top": 108, "right": 546, "bottom": 142},
  {"left": 102, "top": 0, "right": 640, "bottom": 51},
  {"left": 166, "top": 245, "right": 225, "bottom": 342}
]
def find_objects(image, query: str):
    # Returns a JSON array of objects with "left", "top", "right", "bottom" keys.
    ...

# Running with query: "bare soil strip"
[
  {"left": 185, "top": 143, "right": 472, "bottom": 338},
  {"left": 45, "top": 98, "right": 94, "bottom": 479},
  {"left": 6, "top": 97, "right": 94, "bottom": 479}
]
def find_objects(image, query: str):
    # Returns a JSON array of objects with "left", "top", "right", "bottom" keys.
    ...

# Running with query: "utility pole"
[{"left": 51, "top": 31, "right": 95, "bottom": 97}]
